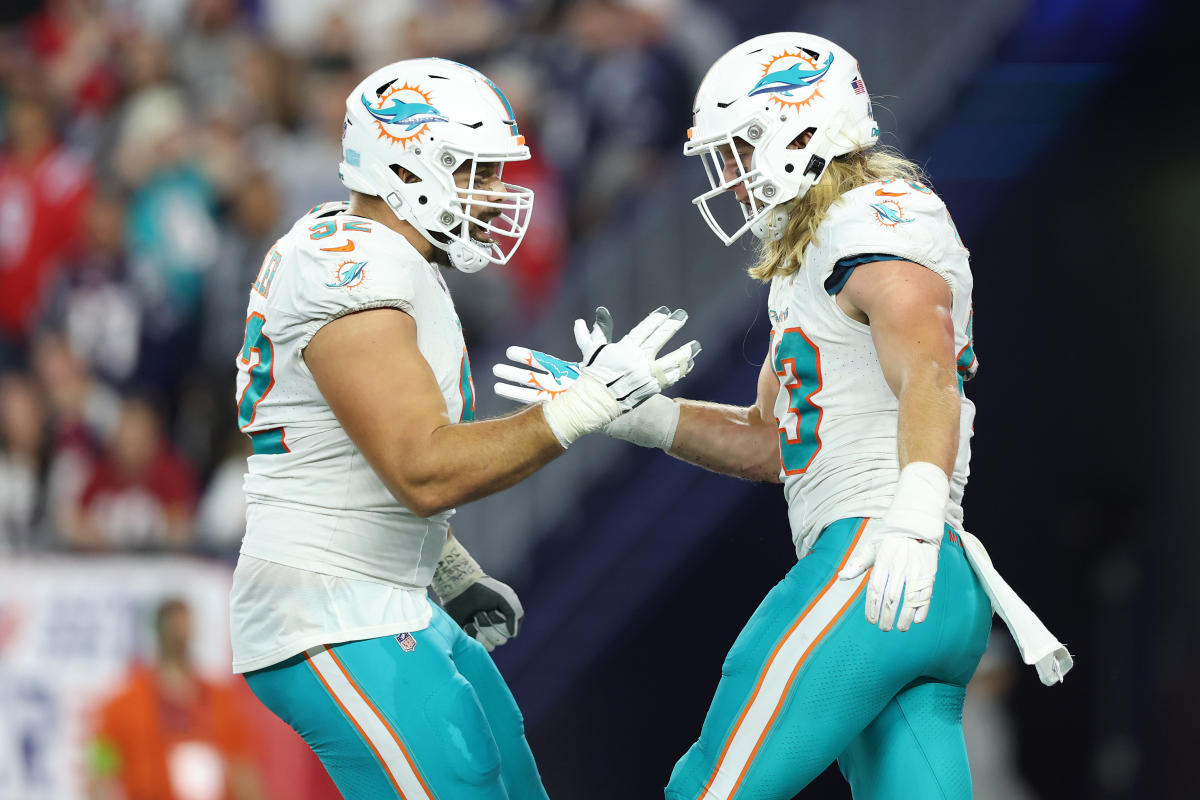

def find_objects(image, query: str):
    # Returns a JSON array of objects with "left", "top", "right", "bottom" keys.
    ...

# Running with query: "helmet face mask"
[
  {"left": 340, "top": 59, "right": 534, "bottom": 273},
  {"left": 689, "top": 116, "right": 788, "bottom": 245},
  {"left": 684, "top": 33, "right": 879, "bottom": 246},
  {"left": 445, "top": 162, "right": 534, "bottom": 267}
]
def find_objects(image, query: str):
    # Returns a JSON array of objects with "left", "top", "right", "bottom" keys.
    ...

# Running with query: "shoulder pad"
[
  {"left": 272, "top": 221, "right": 425, "bottom": 333},
  {"left": 812, "top": 180, "right": 963, "bottom": 275}
]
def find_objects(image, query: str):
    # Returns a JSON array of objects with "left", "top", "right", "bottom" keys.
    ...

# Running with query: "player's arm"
[
  {"left": 493, "top": 311, "right": 773, "bottom": 481},
  {"left": 839, "top": 259, "right": 959, "bottom": 473},
  {"left": 304, "top": 308, "right": 565, "bottom": 517},
  {"left": 836, "top": 259, "right": 959, "bottom": 632},
  {"left": 664, "top": 355, "right": 782, "bottom": 483}
]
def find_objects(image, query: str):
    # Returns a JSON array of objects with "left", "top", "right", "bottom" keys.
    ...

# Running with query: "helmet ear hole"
[
  {"left": 391, "top": 165, "right": 422, "bottom": 185},
  {"left": 789, "top": 127, "right": 817, "bottom": 150},
  {"left": 418, "top": 196, "right": 428, "bottom": 205}
]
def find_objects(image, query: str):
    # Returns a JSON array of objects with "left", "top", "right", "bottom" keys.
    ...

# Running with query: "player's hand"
[
  {"left": 441, "top": 576, "right": 524, "bottom": 652},
  {"left": 574, "top": 306, "right": 700, "bottom": 392},
  {"left": 492, "top": 306, "right": 700, "bottom": 406},
  {"left": 838, "top": 523, "right": 941, "bottom": 633},
  {"left": 493, "top": 348, "right": 581, "bottom": 403}
]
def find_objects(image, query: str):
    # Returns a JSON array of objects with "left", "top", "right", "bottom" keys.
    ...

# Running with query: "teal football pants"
[
  {"left": 666, "top": 517, "right": 993, "bottom": 800},
  {"left": 244, "top": 601, "right": 549, "bottom": 800}
]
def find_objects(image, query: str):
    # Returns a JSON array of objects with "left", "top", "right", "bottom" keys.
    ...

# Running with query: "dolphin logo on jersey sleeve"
[
  {"left": 869, "top": 201, "right": 914, "bottom": 226},
  {"left": 325, "top": 261, "right": 368, "bottom": 288}
]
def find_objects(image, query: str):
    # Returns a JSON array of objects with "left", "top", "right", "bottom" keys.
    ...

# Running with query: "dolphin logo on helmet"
[
  {"left": 360, "top": 94, "right": 448, "bottom": 131},
  {"left": 749, "top": 52, "right": 834, "bottom": 97}
]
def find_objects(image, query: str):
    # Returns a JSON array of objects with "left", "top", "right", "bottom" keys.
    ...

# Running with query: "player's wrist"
[
  {"left": 881, "top": 461, "right": 950, "bottom": 545},
  {"left": 604, "top": 393, "right": 679, "bottom": 450},
  {"left": 542, "top": 373, "right": 622, "bottom": 448},
  {"left": 432, "top": 536, "right": 485, "bottom": 603}
]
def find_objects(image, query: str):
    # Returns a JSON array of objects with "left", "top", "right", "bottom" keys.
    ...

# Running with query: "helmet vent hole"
[
  {"left": 374, "top": 78, "right": 398, "bottom": 96},
  {"left": 419, "top": 196, "right": 428, "bottom": 205},
  {"left": 784, "top": 164, "right": 795, "bottom": 173}
]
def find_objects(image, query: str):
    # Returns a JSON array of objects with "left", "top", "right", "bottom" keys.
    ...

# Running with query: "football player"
[
  {"left": 494, "top": 33, "right": 1071, "bottom": 799},
  {"left": 230, "top": 58, "right": 698, "bottom": 799}
]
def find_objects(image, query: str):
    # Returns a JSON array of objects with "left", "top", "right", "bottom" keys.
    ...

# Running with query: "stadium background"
[{"left": 0, "top": 0, "right": 1192, "bottom": 798}]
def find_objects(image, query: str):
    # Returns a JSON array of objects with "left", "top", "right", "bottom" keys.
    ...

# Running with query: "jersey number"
[
  {"left": 237, "top": 314, "right": 289, "bottom": 454},
  {"left": 238, "top": 313, "right": 274, "bottom": 428},
  {"left": 773, "top": 327, "right": 824, "bottom": 475}
]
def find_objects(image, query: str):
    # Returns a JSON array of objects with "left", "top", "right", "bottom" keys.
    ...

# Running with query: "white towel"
[{"left": 958, "top": 531, "right": 1074, "bottom": 686}]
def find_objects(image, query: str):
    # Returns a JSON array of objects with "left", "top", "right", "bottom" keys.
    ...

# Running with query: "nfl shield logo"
[{"left": 395, "top": 632, "right": 417, "bottom": 652}]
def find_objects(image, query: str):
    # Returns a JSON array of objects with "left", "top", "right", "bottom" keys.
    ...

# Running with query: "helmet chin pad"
[
  {"left": 751, "top": 207, "right": 789, "bottom": 241},
  {"left": 448, "top": 239, "right": 490, "bottom": 273}
]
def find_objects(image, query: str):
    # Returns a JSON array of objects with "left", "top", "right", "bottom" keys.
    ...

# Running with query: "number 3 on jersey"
[{"left": 773, "top": 327, "right": 824, "bottom": 475}]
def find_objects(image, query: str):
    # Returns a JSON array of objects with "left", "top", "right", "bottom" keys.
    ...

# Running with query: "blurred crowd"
[{"left": 0, "top": 0, "right": 733, "bottom": 557}]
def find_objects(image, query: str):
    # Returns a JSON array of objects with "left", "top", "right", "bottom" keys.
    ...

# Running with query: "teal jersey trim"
[
  {"left": 824, "top": 254, "right": 914, "bottom": 296},
  {"left": 459, "top": 351, "right": 476, "bottom": 422},
  {"left": 249, "top": 428, "right": 288, "bottom": 455}
]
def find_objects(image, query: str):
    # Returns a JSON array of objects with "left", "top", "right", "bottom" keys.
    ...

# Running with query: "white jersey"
[
  {"left": 768, "top": 180, "right": 977, "bottom": 558},
  {"left": 229, "top": 201, "right": 476, "bottom": 673}
]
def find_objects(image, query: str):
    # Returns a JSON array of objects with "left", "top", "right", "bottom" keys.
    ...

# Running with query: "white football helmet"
[
  {"left": 339, "top": 58, "right": 534, "bottom": 273},
  {"left": 684, "top": 32, "right": 879, "bottom": 245}
]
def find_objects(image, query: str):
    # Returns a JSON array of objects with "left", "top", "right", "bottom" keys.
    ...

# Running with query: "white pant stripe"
[
  {"left": 703, "top": 573, "right": 866, "bottom": 800},
  {"left": 306, "top": 646, "right": 431, "bottom": 799}
]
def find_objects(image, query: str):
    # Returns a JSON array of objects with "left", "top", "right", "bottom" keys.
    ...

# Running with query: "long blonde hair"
[{"left": 749, "top": 146, "right": 927, "bottom": 283}]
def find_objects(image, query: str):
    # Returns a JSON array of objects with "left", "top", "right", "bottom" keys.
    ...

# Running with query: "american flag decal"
[{"left": 851, "top": 77, "right": 866, "bottom": 95}]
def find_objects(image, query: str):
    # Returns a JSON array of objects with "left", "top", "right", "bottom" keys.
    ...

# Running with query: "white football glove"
[
  {"left": 577, "top": 306, "right": 700, "bottom": 391},
  {"left": 840, "top": 531, "right": 939, "bottom": 632},
  {"left": 492, "top": 306, "right": 700, "bottom": 404},
  {"left": 838, "top": 463, "right": 950, "bottom": 632}
]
